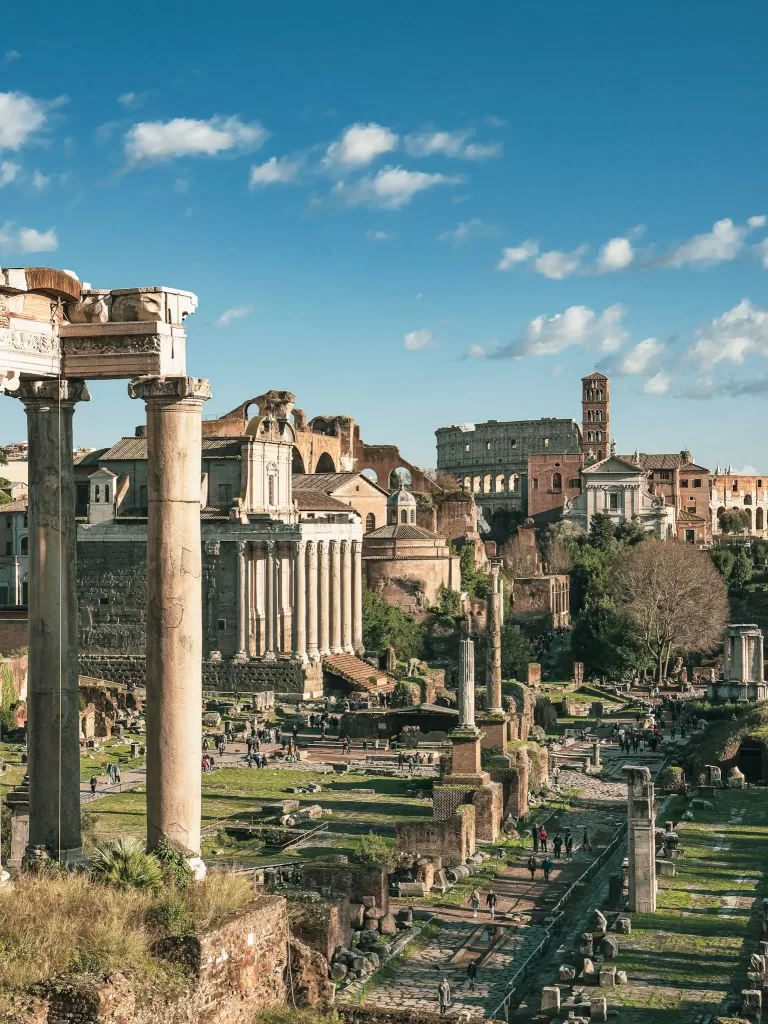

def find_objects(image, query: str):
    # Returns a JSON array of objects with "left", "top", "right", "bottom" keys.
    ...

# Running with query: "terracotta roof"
[
  {"left": 0, "top": 498, "right": 28, "bottom": 514},
  {"left": 677, "top": 509, "right": 707, "bottom": 523},
  {"left": 679, "top": 463, "right": 710, "bottom": 474},
  {"left": 632, "top": 453, "right": 685, "bottom": 471},
  {"left": 102, "top": 437, "right": 242, "bottom": 460},
  {"left": 364, "top": 523, "right": 442, "bottom": 540},
  {"left": 292, "top": 472, "right": 389, "bottom": 496},
  {"left": 74, "top": 447, "right": 110, "bottom": 466},
  {"left": 294, "top": 493, "right": 352, "bottom": 512},
  {"left": 582, "top": 371, "right": 609, "bottom": 381}
]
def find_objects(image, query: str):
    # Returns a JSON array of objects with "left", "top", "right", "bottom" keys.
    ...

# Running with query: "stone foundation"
[{"left": 396, "top": 806, "right": 475, "bottom": 867}]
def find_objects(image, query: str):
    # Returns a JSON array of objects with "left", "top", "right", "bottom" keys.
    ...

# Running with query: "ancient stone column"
[
  {"left": 235, "top": 540, "right": 248, "bottom": 661},
  {"left": 264, "top": 541, "right": 276, "bottom": 661},
  {"left": 128, "top": 375, "right": 210, "bottom": 865},
  {"left": 329, "top": 539, "right": 343, "bottom": 653},
  {"left": 352, "top": 540, "right": 364, "bottom": 656},
  {"left": 341, "top": 540, "right": 353, "bottom": 654},
  {"left": 306, "top": 541, "right": 319, "bottom": 660},
  {"left": 318, "top": 540, "right": 330, "bottom": 655},
  {"left": 458, "top": 638, "right": 476, "bottom": 729},
  {"left": 17, "top": 378, "right": 89, "bottom": 863},
  {"left": 292, "top": 541, "right": 307, "bottom": 661},
  {"left": 487, "top": 560, "right": 504, "bottom": 713},
  {"left": 625, "top": 765, "right": 656, "bottom": 913}
]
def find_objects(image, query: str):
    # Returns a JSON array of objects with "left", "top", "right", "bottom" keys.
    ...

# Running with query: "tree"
[
  {"left": 458, "top": 544, "right": 492, "bottom": 599},
  {"left": 614, "top": 516, "right": 648, "bottom": 546},
  {"left": 435, "top": 583, "right": 461, "bottom": 618},
  {"left": 710, "top": 547, "right": 735, "bottom": 583},
  {"left": 430, "top": 470, "right": 463, "bottom": 491},
  {"left": 589, "top": 511, "right": 616, "bottom": 550},
  {"left": 499, "top": 626, "right": 533, "bottom": 679},
  {"left": 501, "top": 534, "right": 538, "bottom": 579},
  {"left": 719, "top": 509, "right": 750, "bottom": 535},
  {"left": 731, "top": 547, "right": 754, "bottom": 589},
  {"left": 361, "top": 586, "right": 425, "bottom": 660},
  {"left": 571, "top": 605, "right": 650, "bottom": 680},
  {"left": 569, "top": 544, "right": 614, "bottom": 613},
  {"left": 611, "top": 540, "right": 729, "bottom": 682}
]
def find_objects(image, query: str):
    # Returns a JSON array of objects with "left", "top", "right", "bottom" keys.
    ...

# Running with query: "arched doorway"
[
  {"left": 389, "top": 467, "right": 412, "bottom": 489},
  {"left": 292, "top": 449, "right": 306, "bottom": 474},
  {"left": 315, "top": 452, "right": 336, "bottom": 473}
]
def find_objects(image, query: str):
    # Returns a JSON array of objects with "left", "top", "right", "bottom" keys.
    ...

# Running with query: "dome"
[{"left": 387, "top": 482, "right": 417, "bottom": 525}]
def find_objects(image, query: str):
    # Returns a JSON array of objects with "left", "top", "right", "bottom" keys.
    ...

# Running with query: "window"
[
  {"left": 217, "top": 618, "right": 227, "bottom": 631},
  {"left": 544, "top": 438, "right": 549, "bottom": 447},
  {"left": 486, "top": 441, "right": 491, "bottom": 450},
  {"left": 219, "top": 482, "right": 233, "bottom": 504},
  {"left": 759, "top": 480, "right": 763, "bottom": 488},
  {"left": 99, "top": 597, "right": 108, "bottom": 606},
  {"left": 596, "top": 431, "right": 602, "bottom": 442},
  {"left": 410, "top": 509, "right": 415, "bottom": 523},
  {"left": 693, "top": 479, "right": 702, "bottom": 488},
  {"left": 681, "top": 479, "right": 688, "bottom": 488},
  {"left": 659, "top": 471, "right": 670, "bottom": 481},
  {"left": 465, "top": 443, "right": 470, "bottom": 452},
  {"left": 20, "top": 536, "right": 27, "bottom": 555},
  {"left": 400, "top": 508, "right": 408, "bottom": 523},
  {"left": 588, "top": 410, "right": 594, "bottom": 422},
  {"left": 685, "top": 530, "right": 695, "bottom": 544},
  {"left": 104, "top": 485, "right": 110, "bottom": 503},
  {"left": 745, "top": 495, "right": 753, "bottom": 505},
  {"left": 552, "top": 472, "right": 562, "bottom": 491},
  {"left": 94, "top": 485, "right": 100, "bottom": 503},
  {"left": 267, "top": 476, "right": 276, "bottom": 506},
  {"left": 569, "top": 478, "right": 580, "bottom": 489},
  {"left": 598, "top": 390, "right": 603, "bottom": 401},
  {"left": 532, "top": 478, "right": 539, "bottom": 490},
  {"left": 609, "top": 493, "right": 619, "bottom": 510},
  {"left": 365, "top": 512, "right": 376, "bottom": 532},
  {"left": 511, "top": 439, "right": 517, "bottom": 448},
  {"left": 4, "top": 541, "right": 10, "bottom": 556},
  {"left": 733, "top": 480, "right": 739, "bottom": 491}
]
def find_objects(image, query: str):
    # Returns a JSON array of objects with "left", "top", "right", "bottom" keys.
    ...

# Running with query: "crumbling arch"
[
  {"left": 495, "top": 473, "right": 505, "bottom": 492},
  {"left": 483, "top": 474, "right": 492, "bottom": 493},
  {"left": 292, "top": 449, "right": 306, "bottom": 474},
  {"left": 509, "top": 473, "right": 519, "bottom": 492},
  {"left": 315, "top": 452, "right": 336, "bottom": 473},
  {"left": 472, "top": 476, "right": 481, "bottom": 493},
  {"left": 361, "top": 467, "right": 378, "bottom": 483},
  {"left": 389, "top": 466, "right": 413, "bottom": 489}
]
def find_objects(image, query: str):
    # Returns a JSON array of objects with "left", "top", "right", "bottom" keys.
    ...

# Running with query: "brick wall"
[
  {"left": 0, "top": 616, "right": 28, "bottom": 655},
  {"left": 289, "top": 894, "right": 350, "bottom": 960},
  {"left": 471, "top": 781, "right": 502, "bottom": 842},
  {"left": 396, "top": 806, "right": 475, "bottom": 867},
  {"left": 301, "top": 863, "right": 389, "bottom": 914}
]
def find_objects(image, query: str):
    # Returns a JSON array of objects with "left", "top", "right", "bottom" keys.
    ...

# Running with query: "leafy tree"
[
  {"left": 709, "top": 547, "right": 735, "bottom": 583},
  {"left": 614, "top": 516, "right": 648, "bottom": 546},
  {"left": 362, "top": 585, "right": 425, "bottom": 660},
  {"left": 390, "top": 680, "right": 419, "bottom": 707},
  {"left": 719, "top": 509, "right": 750, "bottom": 535},
  {"left": 435, "top": 583, "right": 461, "bottom": 618},
  {"left": 0, "top": 664, "right": 17, "bottom": 735},
  {"left": 611, "top": 540, "right": 729, "bottom": 682},
  {"left": 0, "top": 490, "right": 11, "bottom": 505},
  {"left": 569, "top": 544, "right": 614, "bottom": 614},
  {"left": 500, "top": 626, "right": 533, "bottom": 679},
  {"left": 571, "top": 605, "right": 649, "bottom": 680},
  {"left": 731, "top": 547, "right": 754, "bottom": 589},
  {"left": 458, "top": 544, "right": 492, "bottom": 599},
  {"left": 589, "top": 511, "right": 616, "bottom": 550}
]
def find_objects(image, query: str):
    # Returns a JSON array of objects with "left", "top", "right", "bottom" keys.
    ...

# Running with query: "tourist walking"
[
  {"left": 527, "top": 854, "right": 537, "bottom": 880},
  {"left": 438, "top": 977, "right": 451, "bottom": 1014},
  {"left": 89, "top": 776, "right": 97, "bottom": 795},
  {"left": 542, "top": 855, "right": 553, "bottom": 882},
  {"left": 467, "top": 959, "right": 478, "bottom": 992},
  {"left": 470, "top": 888, "right": 480, "bottom": 918},
  {"left": 539, "top": 825, "right": 548, "bottom": 852},
  {"left": 565, "top": 832, "right": 574, "bottom": 861},
  {"left": 486, "top": 889, "right": 498, "bottom": 920},
  {"left": 553, "top": 833, "right": 563, "bottom": 859},
  {"left": 531, "top": 823, "right": 540, "bottom": 852}
]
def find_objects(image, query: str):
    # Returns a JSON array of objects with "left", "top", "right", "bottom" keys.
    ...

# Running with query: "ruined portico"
[{"left": 1, "top": 268, "right": 206, "bottom": 864}]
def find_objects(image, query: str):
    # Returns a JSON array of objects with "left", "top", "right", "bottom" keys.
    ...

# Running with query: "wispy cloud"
[
  {"left": 437, "top": 219, "right": 497, "bottom": 245},
  {"left": 465, "top": 344, "right": 486, "bottom": 358},
  {"left": 323, "top": 123, "right": 397, "bottom": 169},
  {"left": 404, "top": 127, "right": 501, "bottom": 161},
  {"left": 3, "top": 51, "right": 20, "bottom": 64},
  {"left": 490, "top": 304, "right": 627, "bottom": 360},
  {"left": 534, "top": 245, "right": 587, "bottom": 280},
  {"left": 249, "top": 155, "right": 301, "bottom": 188},
  {"left": 404, "top": 328, "right": 440, "bottom": 351},
  {"left": 497, "top": 240, "right": 538, "bottom": 269},
  {"left": 0, "top": 222, "right": 58, "bottom": 252},
  {"left": 328, "top": 166, "right": 464, "bottom": 210},
  {"left": 124, "top": 115, "right": 268, "bottom": 166},
  {"left": 214, "top": 304, "right": 260, "bottom": 327},
  {"left": 621, "top": 337, "right": 664, "bottom": 375},
  {"left": 667, "top": 216, "right": 761, "bottom": 268},
  {"left": 0, "top": 90, "right": 66, "bottom": 151},
  {"left": 31, "top": 169, "right": 50, "bottom": 192},
  {"left": 687, "top": 299, "right": 768, "bottom": 369},
  {"left": 366, "top": 230, "right": 392, "bottom": 241},
  {"left": 118, "top": 91, "right": 151, "bottom": 109},
  {"left": 0, "top": 160, "right": 19, "bottom": 187}
]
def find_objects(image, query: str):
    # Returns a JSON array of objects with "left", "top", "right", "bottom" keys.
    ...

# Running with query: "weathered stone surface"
[
  {"left": 598, "top": 967, "right": 616, "bottom": 988},
  {"left": 559, "top": 964, "right": 577, "bottom": 982},
  {"left": 592, "top": 908, "right": 607, "bottom": 935},
  {"left": 379, "top": 912, "right": 398, "bottom": 936},
  {"left": 613, "top": 916, "right": 631, "bottom": 935},
  {"left": 601, "top": 935, "right": 619, "bottom": 959},
  {"left": 590, "top": 997, "right": 608, "bottom": 1022},
  {"left": 541, "top": 986, "right": 561, "bottom": 1014}
]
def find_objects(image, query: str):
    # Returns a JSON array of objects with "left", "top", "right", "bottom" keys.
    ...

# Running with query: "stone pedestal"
[
  {"left": 625, "top": 765, "right": 656, "bottom": 913},
  {"left": 129, "top": 375, "right": 210, "bottom": 861},
  {"left": 17, "top": 379, "right": 90, "bottom": 863}
]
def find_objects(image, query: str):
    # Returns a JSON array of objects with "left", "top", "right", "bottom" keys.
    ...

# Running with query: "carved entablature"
[{"left": 0, "top": 269, "right": 198, "bottom": 384}]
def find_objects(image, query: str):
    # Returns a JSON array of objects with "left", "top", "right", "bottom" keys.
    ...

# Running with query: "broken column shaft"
[
  {"left": 458, "top": 637, "right": 476, "bottom": 729},
  {"left": 487, "top": 560, "right": 504, "bottom": 713},
  {"left": 18, "top": 378, "right": 90, "bottom": 863},
  {"left": 129, "top": 375, "right": 210, "bottom": 861},
  {"left": 625, "top": 765, "right": 657, "bottom": 913}
]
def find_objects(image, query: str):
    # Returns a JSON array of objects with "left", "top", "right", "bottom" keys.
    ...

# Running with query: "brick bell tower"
[{"left": 581, "top": 371, "right": 610, "bottom": 462}]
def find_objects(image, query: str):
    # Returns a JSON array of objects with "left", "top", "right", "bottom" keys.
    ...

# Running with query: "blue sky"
[{"left": 2, "top": 0, "right": 768, "bottom": 471}]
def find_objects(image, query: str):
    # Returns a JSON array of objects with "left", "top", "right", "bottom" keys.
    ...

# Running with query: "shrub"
[
  {"left": 155, "top": 835, "right": 193, "bottom": 892},
  {"left": 90, "top": 837, "right": 163, "bottom": 891},
  {"left": 355, "top": 832, "right": 395, "bottom": 869}
]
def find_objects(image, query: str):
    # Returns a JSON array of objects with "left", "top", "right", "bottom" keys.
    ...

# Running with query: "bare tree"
[
  {"left": 501, "top": 534, "right": 538, "bottom": 578},
  {"left": 611, "top": 540, "right": 729, "bottom": 682}
]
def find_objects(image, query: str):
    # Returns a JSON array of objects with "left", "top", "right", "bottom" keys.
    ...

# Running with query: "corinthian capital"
[
  {"left": 15, "top": 378, "right": 90, "bottom": 408},
  {"left": 128, "top": 375, "right": 211, "bottom": 405}
]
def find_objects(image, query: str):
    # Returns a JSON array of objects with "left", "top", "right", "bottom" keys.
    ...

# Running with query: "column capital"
[
  {"left": 352, "top": 539, "right": 363, "bottom": 555},
  {"left": 294, "top": 539, "right": 306, "bottom": 554},
  {"left": 236, "top": 539, "right": 247, "bottom": 555},
  {"left": 204, "top": 540, "right": 221, "bottom": 556},
  {"left": 329, "top": 538, "right": 340, "bottom": 553},
  {"left": 317, "top": 539, "right": 327, "bottom": 554},
  {"left": 340, "top": 538, "right": 350, "bottom": 553},
  {"left": 305, "top": 539, "right": 315, "bottom": 555},
  {"left": 266, "top": 539, "right": 276, "bottom": 555},
  {"left": 128, "top": 375, "right": 211, "bottom": 406},
  {"left": 15, "top": 378, "right": 90, "bottom": 408}
]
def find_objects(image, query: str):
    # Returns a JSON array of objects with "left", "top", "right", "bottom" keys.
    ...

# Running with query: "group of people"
[
  {"left": 89, "top": 762, "right": 121, "bottom": 793},
  {"left": 531, "top": 823, "right": 580, "bottom": 859}
]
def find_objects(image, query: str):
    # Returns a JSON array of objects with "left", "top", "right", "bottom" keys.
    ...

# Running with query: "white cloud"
[
  {"left": 731, "top": 463, "right": 759, "bottom": 475},
  {"left": 748, "top": 215, "right": 766, "bottom": 228},
  {"left": 492, "top": 303, "right": 627, "bottom": 360},
  {"left": 596, "top": 236, "right": 634, "bottom": 272},
  {"left": 249, "top": 155, "right": 301, "bottom": 188},
  {"left": 404, "top": 129, "right": 472, "bottom": 158},
  {"left": 437, "top": 219, "right": 496, "bottom": 245},
  {"left": 215, "top": 304, "right": 258, "bottom": 327},
  {"left": 484, "top": 115, "right": 507, "bottom": 127},
  {"left": 621, "top": 337, "right": 664, "bottom": 375},
  {"left": 669, "top": 216, "right": 757, "bottom": 267},
  {"left": 330, "top": 166, "right": 462, "bottom": 210},
  {"left": 644, "top": 371, "right": 670, "bottom": 395},
  {"left": 688, "top": 298, "right": 768, "bottom": 369},
  {"left": 0, "top": 160, "right": 19, "bottom": 187},
  {"left": 118, "top": 91, "right": 151, "bottom": 109},
  {"left": 534, "top": 245, "right": 586, "bottom": 280},
  {"left": 466, "top": 344, "right": 485, "bottom": 358},
  {"left": 124, "top": 115, "right": 268, "bottom": 165},
  {"left": 31, "top": 169, "right": 50, "bottom": 192},
  {"left": 366, "top": 230, "right": 392, "bottom": 240},
  {"left": 323, "top": 123, "right": 397, "bottom": 169},
  {"left": 756, "top": 238, "right": 768, "bottom": 270},
  {"left": 3, "top": 50, "right": 20, "bottom": 63},
  {"left": 0, "top": 91, "right": 58, "bottom": 150},
  {"left": 404, "top": 328, "right": 439, "bottom": 351},
  {"left": 0, "top": 222, "right": 58, "bottom": 252},
  {"left": 463, "top": 142, "right": 502, "bottom": 161},
  {"left": 497, "top": 240, "right": 538, "bottom": 270}
]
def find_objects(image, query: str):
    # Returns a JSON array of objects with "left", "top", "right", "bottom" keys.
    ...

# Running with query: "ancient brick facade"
[
  {"left": 396, "top": 805, "right": 475, "bottom": 867},
  {"left": 711, "top": 469, "right": 767, "bottom": 538},
  {"left": 527, "top": 452, "right": 583, "bottom": 526},
  {"left": 512, "top": 574, "right": 570, "bottom": 628}
]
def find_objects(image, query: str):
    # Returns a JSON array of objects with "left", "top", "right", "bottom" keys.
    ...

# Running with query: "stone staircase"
[{"left": 321, "top": 653, "right": 396, "bottom": 693}]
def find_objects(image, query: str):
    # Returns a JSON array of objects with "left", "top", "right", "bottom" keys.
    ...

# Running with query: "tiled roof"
[
  {"left": 633, "top": 453, "right": 685, "bottom": 470},
  {"left": 582, "top": 371, "right": 609, "bottom": 381},
  {"left": 364, "top": 523, "right": 441, "bottom": 540},
  {"left": 292, "top": 473, "right": 388, "bottom": 496},
  {"left": 679, "top": 463, "right": 710, "bottom": 474},
  {"left": 0, "top": 498, "right": 28, "bottom": 514},
  {"left": 294, "top": 492, "right": 352, "bottom": 512},
  {"left": 101, "top": 437, "right": 243, "bottom": 460},
  {"left": 74, "top": 447, "right": 110, "bottom": 466},
  {"left": 677, "top": 509, "right": 707, "bottom": 523}
]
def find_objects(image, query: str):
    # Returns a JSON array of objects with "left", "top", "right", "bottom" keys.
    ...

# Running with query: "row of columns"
[{"left": 235, "top": 538, "right": 363, "bottom": 661}]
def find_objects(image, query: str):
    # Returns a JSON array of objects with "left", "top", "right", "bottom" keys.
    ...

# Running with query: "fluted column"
[
  {"left": 318, "top": 540, "right": 330, "bottom": 655},
  {"left": 235, "top": 540, "right": 248, "bottom": 661},
  {"left": 487, "top": 560, "right": 504, "bottom": 713},
  {"left": 264, "top": 541, "right": 276, "bottom": 661},
  {"left": 458, "top": 637, "right": 476, "bottom": 729},
  {"left": 341, "top": 540, "right": 354, "bottom": 653},
  {"left": 292, "top": 540, "right": 307, "bottom": 661},
  {"left": 330, "top": 539, "right": 343, "bottom": 654},
  {"left": 128, "top": 374, "right": 210, "bottom": 862},
  {"left": 352, "top": 540, "right": 364, "bottom": 656},
  {"left": 16, "top": 378, "right": 90, "bottom": 864},
  {"left": 306, "top": 541, "right": 319, "bottom": 660}
]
